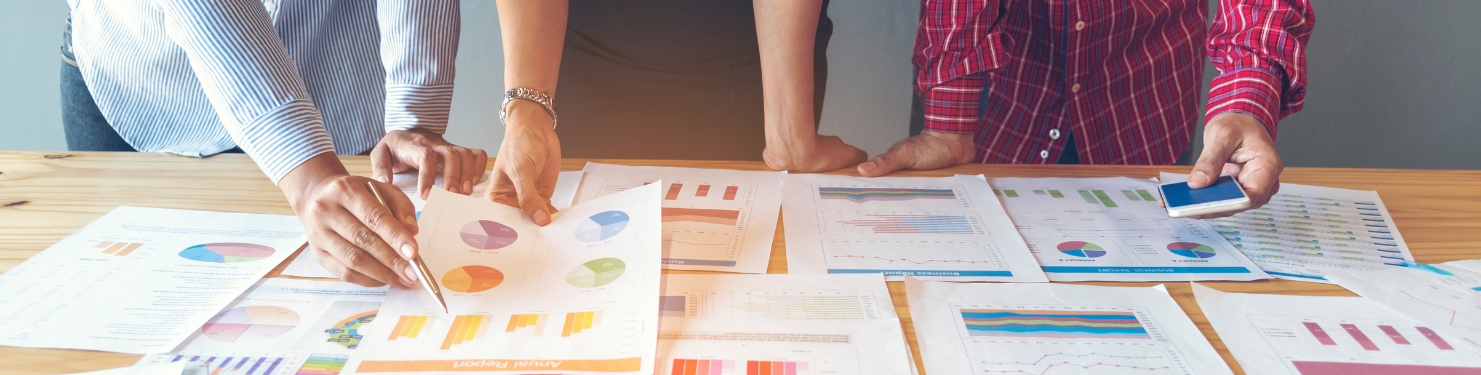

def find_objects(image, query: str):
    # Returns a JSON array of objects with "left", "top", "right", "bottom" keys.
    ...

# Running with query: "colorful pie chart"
[
  {"left": 576, "top": 211, "right": 630, "bottom": 242},
  {"left": 202, "top": 305, "right": 299, "bottom": 343},
  {"left": 441, "top": 265, "right": 505, "bottom": 293},
  {"left": 1168, "top": 242, "right": 1218, "bottom": 258},
  {"left": 178, "top": 243, "right": 275, "bottom": 263},
  {"left": 1057, "top": 241, "right": 1107, "bottom": 258},
  {"left": 567, "top": 258, "right": 626, "bottom": 288},
  {"left": 461, "top": 220, "right": 518, "bottom": 250}
]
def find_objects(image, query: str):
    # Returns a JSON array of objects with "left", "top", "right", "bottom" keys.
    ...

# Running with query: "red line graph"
[
  {"left": 984, "top": 362, "right": 1172, "bottom": 375},
  {"left": 829, "top": 255, "right": 996, "bottom": 265},
  {"left": 1400, "top": 290, "right": 1481, "bottom": 331}
]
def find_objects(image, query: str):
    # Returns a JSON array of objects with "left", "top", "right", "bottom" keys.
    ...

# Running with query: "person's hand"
[
  {"left": 370, "top": 128, "right": 489, "bottom": 199},
  {"left": 281, "top": 153, "right": 421, "bottom": 288},
  {"left": 856, "top": 130, "right": 976, "bottom": 176},
  {"left": 483, "top": 101, "right": 561, "bottom": 226},
  {"left": 762, "top": 134, "right": 867, "bottom": 172},
  {"left": 1188, "top": 112, "right": 1284, "bottom": 219}
]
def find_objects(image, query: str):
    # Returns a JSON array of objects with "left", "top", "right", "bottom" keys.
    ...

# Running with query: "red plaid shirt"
[{"left": 915, "top": 0, "right": 1314, "bottom": 164}]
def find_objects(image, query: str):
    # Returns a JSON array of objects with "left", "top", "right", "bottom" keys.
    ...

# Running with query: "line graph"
[
  {"left": 961, "top": 339, "right": 1192, "bottom": 375},
  {"left": 662, "top": 231, "right": 739, "bottom": 267},
  {"left": 817, "top": 211, "right": 984, "bottom": 235},
  {"left": 1401, "top": 290, "right": 1481, "bottom": 332},
  {"left": 821, "top": 240, "right": 1007, "bottom": 273},
  {"left": 960, "top": 310, "right": 1151, "bottom": 339}
]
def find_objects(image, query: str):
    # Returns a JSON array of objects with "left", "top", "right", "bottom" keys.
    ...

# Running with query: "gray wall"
[{"left": 2, "top": 1, "right": 1478, "bottom": 170}]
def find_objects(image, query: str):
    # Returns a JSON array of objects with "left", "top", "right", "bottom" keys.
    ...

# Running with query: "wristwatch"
[{"left": 500, "top": 87, "right": 557, "bottom": 129}]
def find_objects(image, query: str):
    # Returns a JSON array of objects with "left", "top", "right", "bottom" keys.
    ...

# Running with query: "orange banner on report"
[{"left": 354, "top": 357, "right": 642, "bottom": 372}]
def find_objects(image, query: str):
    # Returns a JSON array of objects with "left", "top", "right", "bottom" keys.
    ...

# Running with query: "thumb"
[
  {"left": 369, "top": 142, "right": 394, "bottom": 184},
  {"left": 512, "top": 164, "right": 556, "bottom": 226},
  {"left": 1190, "top": 135, "right": 1237, "bottom": 189},
  {"left": 858, "top": 148, "right": 909, "bottom": 177}
]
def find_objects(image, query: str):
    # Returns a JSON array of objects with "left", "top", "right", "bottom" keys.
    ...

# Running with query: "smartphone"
[{"left": 1158, "top": 175, "right": 1250, "bottom": 218}]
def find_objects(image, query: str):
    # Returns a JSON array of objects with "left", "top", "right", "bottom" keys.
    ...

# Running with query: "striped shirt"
[
  {"left": 914, "top": 0, "right": 1313, "bottom": 164},
  {"left": 67, "top": 0, "right": 459, "bottom": 182}
]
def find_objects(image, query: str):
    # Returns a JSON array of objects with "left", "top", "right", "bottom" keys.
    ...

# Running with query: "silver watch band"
[{"left": 500, "top": 87, "right": 558, "bottom": 129}]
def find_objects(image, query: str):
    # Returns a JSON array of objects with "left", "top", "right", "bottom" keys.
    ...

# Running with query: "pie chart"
[
  {"left": 441, "top": 265, "right": 505, "bottom": 293},
  {"left": 1057, "top": 241, "right": 1107, "bottom": 258},
  {"left": 566, "top": 257, "right": 626, "bottom": 288},
  {"left": 202, "top": 306, "right": 299, "bottom": 343},
  {"left": 576, "top": 211, "right": 630, "bottom": 242},
  {"left": 179, "top": 243, "right": 275, "bottom": 263},
  {"left": 461, "top": 220, "right": 518, "bottom": 250},
  {"left": 1168, "top": 242, "right": 1218, "bottom": 258}
]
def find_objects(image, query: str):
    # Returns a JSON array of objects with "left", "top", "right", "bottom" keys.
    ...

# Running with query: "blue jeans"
[{"left": 61, "top": 17, "right": 134, "bottom": 152}]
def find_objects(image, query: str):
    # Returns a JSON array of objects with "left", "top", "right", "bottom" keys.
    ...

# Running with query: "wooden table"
[{"left": 1, "top": 151, "right": 1478, "bottom": 375}]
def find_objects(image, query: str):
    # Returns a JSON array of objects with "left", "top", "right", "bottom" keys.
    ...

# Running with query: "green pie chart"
[{"left": 567, "top": 257, "right": 626, "bottom": 288}]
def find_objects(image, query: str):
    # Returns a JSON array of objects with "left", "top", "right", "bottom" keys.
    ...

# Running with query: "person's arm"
[
  {"left": 1190, "top": 0, "right": 1315, "bottom": 217},
  {"left": 483, "top": 0, "right": 566, "bottom": 226},
  {"left": 857, "top": 0, "right": 1004, "bottom": 176},
  {"left": 156, "top": 0, "right": 419, "bottom": 288},
  {"left": 753, "top": 0, "right": 865, "bottom": 172},
  {"left": 370, "top": 0, "right": 488, "bottom": 199}
]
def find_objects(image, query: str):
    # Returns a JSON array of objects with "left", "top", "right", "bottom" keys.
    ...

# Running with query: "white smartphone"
[{"left": 1158, "top": 175, "right": 1251, "bottom": 218}]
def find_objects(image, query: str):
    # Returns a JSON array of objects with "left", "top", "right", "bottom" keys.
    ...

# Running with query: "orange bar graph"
[
  {"left": 441, "top": 315, "right": 493, "bottom": 350},
  {"left": 561, "top": 310, "right": 604, "bottom": 337},
  {"left": 388, "top": 315, "right": 436, "bottom": 340},
  {"left": 506, "top": 314, "right": 548, "bottom": 335},
  {"left": 97, "top": 242, "right": 144, "bottom": 256}
]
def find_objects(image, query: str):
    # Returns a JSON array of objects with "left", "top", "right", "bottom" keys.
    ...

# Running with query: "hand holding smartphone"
[{"left": 1158, "top": 175, "right": 1250, "bottom": 218}]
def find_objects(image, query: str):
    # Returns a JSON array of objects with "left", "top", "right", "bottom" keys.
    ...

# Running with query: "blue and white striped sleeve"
[
  {"left": 378, "top": 0, "right": 460, "bottom": 134},
  {"left": 157, "top": 0, "right": 335, "bottom": 183}
]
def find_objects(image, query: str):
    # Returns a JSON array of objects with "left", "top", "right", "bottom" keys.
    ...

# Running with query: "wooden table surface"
[{"left": 1, "top": 150, "right": 1479, "bottom": 375}]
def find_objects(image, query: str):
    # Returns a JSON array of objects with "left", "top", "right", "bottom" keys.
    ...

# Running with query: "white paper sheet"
[
  {"left": 67, "top": 362, "right": 194, "bottom": 375},
  {"left": 576, "top": 163, "right": 783, "bottom": 273},
  {"left": 0, "top": 207, "right": 303, "bottom": 353},
  {"left": 660, "top": 274, "right": 896, "bottom": 320},
  {"left": 281, "top": 170, "right": 585, "bottom": 279},
  {"left": 656, "top": 318, "right": 914, "bottom": 375},
  {"left": 136, "top": 279, "right": 386, "bottom": 374},
  {"left": 1328, "top": 260, "right": 1481, "bottom": 354},
  {"left": 1193, "top": 283, "right": 1481, "bottom": 374},
  {"left": 343, "top": 183, "right": 663, "bottom": 374},
  {"left": 905, "top": 278, "right": 1232, "bottom": 375},
  {"left": 781, "top": 174, "right": 1046, "bottom": 282},
  {"left": 1161, "top": 172, "right": 1415, "bottom": 283},
  {"left": 137, "top": 351, "right": 311, "bottom": 375},
  {"left": 988, "top": 177, "right": 1269, "bottom": 281}
]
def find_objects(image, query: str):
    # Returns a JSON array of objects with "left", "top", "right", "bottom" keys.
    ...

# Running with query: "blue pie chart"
[{"left": 576, "top": 211, "right": 630, "bottom": 242}]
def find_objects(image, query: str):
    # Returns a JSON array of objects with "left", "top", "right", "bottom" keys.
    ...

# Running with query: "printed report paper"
[
  {"left": 656, "top": 318, "right": 914, "bottom": 375},
  {"left": 0, "top": 207, "right": 303, "bottom": 353},
  {"left": 989, "top": 177, "right": 1269, "bottom": 281},
  {"left": 906, "top": 278, "right": 1232, "bottom": 375},
  {"left": 576, "top": 163, "right": 783, "bottom": 273},
  {"left": 1327, "top": 259, "right": 1481, "bottom": 353},
  {"left": 1193, "top": 283, "right": 1481, "bottom": 374},
  {"left": 660, "top": 274, "right": 896, "bottom": 320},
  {"left": 1162, "top": 172, "right": 1414, "bottom": 283},
  {"left": 782, "top": 174, "right": 1046, "bottom": 282},
  {"left": 344, "top": 182, "right": 662, "bottom": 374},
  {"left": 282, "top": 170, "right": 585, "bottom": 279},
  {"left": 137, "top": 278, "right": 388, "bottom": 374}
]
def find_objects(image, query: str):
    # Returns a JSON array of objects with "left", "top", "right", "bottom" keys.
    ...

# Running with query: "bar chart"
[
  {"left": 93, "top": 241, "right": 144, "bottom": 257},
  {"left": 1244, "top": 314, "right": 1481, "bottom": 373},
  {"left": 143, "top": 351, "right": 309, "bottom": 375},
  {"left": 439, "top": 314, "right": 494, "bottom": 350},
  {"left": 386, "top": 315, "right": 437, "bottom": 341},
  {"left": 561, "top": 310, "right": 604, "bottom": 337},
  {"left": 505, "top": 313, "right": 548, "bottom": 335}
]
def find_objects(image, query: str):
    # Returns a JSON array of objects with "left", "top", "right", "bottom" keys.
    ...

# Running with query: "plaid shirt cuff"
[
  {"left": 922, "top": 74, "right": 987, "bottom": 134},
  {"left": 1206, "top": 68, "right": 1283, "bottom": 138}
]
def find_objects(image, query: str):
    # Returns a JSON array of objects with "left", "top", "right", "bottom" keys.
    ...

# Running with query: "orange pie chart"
[{"left": 441, "top": 265, "right": 504, "bottom": 293}]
